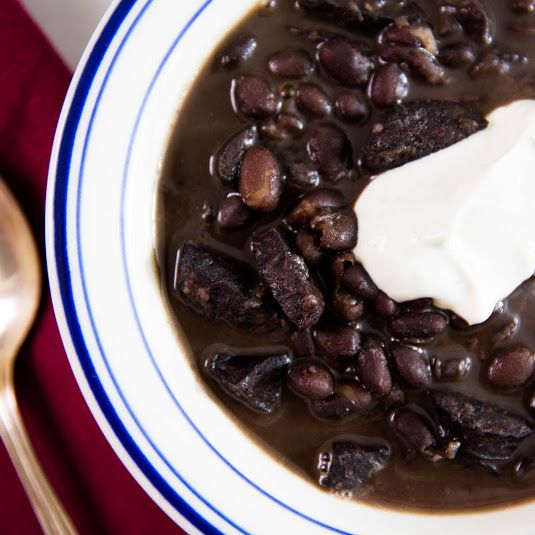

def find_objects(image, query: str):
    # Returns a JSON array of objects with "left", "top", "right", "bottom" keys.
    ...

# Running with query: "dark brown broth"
[{"left": 157, "top": 0, "right": 535, "bottom": 511}]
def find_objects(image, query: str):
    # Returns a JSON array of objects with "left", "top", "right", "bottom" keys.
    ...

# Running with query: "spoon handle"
[{"left": 0, "top": 364, "right": 78, "bottom": 535}]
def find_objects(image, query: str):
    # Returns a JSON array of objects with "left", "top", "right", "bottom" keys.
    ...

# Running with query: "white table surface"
[{"left": 19, "top": 0, "right": 114, "bottom": 70}]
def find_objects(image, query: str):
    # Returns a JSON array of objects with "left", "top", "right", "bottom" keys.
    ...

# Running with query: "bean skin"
[
  {"left": 310, "top": 208, "right": 358, "bottom": 251},
  {"left": 318, "top": 38, "right": 374, "bottom": 87},
  {"left": 287, "top": 188, "right": 345, "bottom": 228},
  {"left": 239, "top": 147, "right": 282, "bottom": 212},
  {"left": 269, "top": 49, "right": 314, "bottom": 78},
  {"left": 217, "top": 193, "right": 251, "bottom": 230},
  {"left": 315, "top": 325, "right": 361, "bottom": 365},
  {"left": 335, "top": 91, "right": 368, "bottom": 122},
  {"left": 390, "top": 342, "right": 432, "bottom": 389},
  {"left": 307, "top": 122, "right": 352, "bottom": 182},
  {"left": 220, "top": 34, "right": 257, "bottom": 68},
  {"left": 341, "top": 263, "right": 379, "bottom": 300},
  {"left": 296, "top": 83, "right": 332, "bottom": 117},
  {"left": 357, "top": 337, "right": 392, "bottom": 396},
  {"left": 288, "top": 359, "right": 335, "bottom": 400},
  {"left": 232, "top": 74, "right": 280, "bottom": 118},
  {"left": 390, "top": 311, "right": 449, "bottom": 339},
  {"left": 369, "top": 63, "right": 409, "bottom": 107},
  {"left": 487, "top": 346, "right": 535, "bottom": 389}
]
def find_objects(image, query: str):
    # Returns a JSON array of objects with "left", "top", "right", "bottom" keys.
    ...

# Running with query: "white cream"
[{"left": 354, "top": 99, "right": 535, "bottom": 325}]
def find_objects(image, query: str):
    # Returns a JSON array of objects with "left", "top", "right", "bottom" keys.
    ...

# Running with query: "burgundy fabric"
[{"left": 0, "top": 1, "right": 186, "bottom": 533}]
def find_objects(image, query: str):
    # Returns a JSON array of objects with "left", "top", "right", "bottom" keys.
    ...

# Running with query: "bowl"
[{"left": 45, "top": 0, "right": 535, "bottom": 533}]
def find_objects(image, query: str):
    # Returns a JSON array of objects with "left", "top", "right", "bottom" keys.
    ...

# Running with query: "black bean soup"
[{"left": 157, "top": 0, "right": 535, "bottom": 511}]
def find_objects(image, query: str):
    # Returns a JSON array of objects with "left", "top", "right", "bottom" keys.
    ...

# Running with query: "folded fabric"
[{"left": 0, "top": 1, "right": 184, "bottom": 533}]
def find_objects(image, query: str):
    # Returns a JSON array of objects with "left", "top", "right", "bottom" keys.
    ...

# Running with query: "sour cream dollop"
[{"left": 354, "top": 99, "right": 535, "bottom": 325}]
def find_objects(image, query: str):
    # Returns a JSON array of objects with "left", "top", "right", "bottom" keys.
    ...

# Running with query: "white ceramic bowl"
[{"left": 45, "top": 1, "right": 535, "bottom": 533}]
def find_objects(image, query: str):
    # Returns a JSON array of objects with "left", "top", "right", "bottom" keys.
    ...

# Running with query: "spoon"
[{"left": 0, "top": 179, "right": 77, "bottom": 534}]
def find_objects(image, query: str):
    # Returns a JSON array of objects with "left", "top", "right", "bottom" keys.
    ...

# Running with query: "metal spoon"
[{"left": 0, "top": 179, "right": 77, "bottom": 534}]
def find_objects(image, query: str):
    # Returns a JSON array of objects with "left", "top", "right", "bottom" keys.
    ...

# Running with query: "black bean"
[
  {"left": 297, "top": 0, "right": 406, "bottom": 30},
  {"left": 251, "top": 228, "right": 325, "bottom": 330},
  {"left": 338, "top": 383, "right": 374, "bottom": 410},
  {"left": 374, "top": 291, "right": 398, "bottom": 317},
  {"left": 269, "top": 49, "right": 314, "bottom": 78},
  {"left": 380, "top": 45, "right": 446, "bottom": 85},
  {"left": 330, "top": 250, "right": 355, "bottom": 283},
  {"left": 390, "top": 342, "right": 431, "bottom": 389},
  {"left": 382, "top": 383, "right": 406, "bottom": 409},
  {"left": 390, "top": 408, "right": 437, "bottom": 457},
  {"left": 433, "top": 390, "right": 534, "bottom": 439},
  {"left": 318, "top": 38, "right": 374, "bottom": 87},
  {"left": 432, "top": 356, "right": 472, "bottom": 382},
  {"left": 176, "top": 243, "right": 282, "bottom": 332},
  {"left": 381, "top": 20, "right": 438, "bottom": 54},
  {"left": 332, "top": 291, "right": 366, "bottom": 322},
  {"left": 528, "top": 391, "right": 535, "bottom": 414},
  {"left": 400, "top": 298, "right": 433, "bottom": 312},
  {"left": 232, "top": 74, "right": 280, "bottom": 118},
  {"left": 307, "top": 122, "right": 352, "bottom": 182},
  {"left": 511, "top": 0, "right": 535, "bottom": 13},
  {"left": 391, "top": 406, "right": 460, "bottom": 461},
  {"left": 309, "top": 208, "right": 358, "bottom": 251},
  {"left": 288, "top": 359, "right": 335, "bottom": 400},
  {"left": 296, "top": 83, "right": 332, "bottom": 117},
  {"left": 295, "top": 227, "right": 324, "bottom": 265},
  {"left": 286, "top": 162, "right": 320, "bottom": 192},
  {"left": 335, "top": 91, "right": 368, "bottom": 122},
  {"left": 261, "top": 112, "right": 304, "bottom": 141},
  {"left": 217, "top": 194, "right": 251, "bottom": 230},
  {"left": 215, "top": 126, "right": 257, "bottom": 183},
  {"left": 363, "top": 100, "right": 487, "bottom": 172},
  {"left": 464, "top": 436, "right": 528, "bottom": 463},
  {"left": 290, "top": 330, "right": 316, "bottom": 359},
  {"left": 357, "top": 337, "right": 392, "bottom": 396},
  {"left": 431, "top": 389, "right": 533, "bottom": 461},
  {"left": 341, "top": 263, "right": 379, "bottom": 300},
  {"left": 239, "top": 147, "right": 282, "bottom": 212},
  {"left": 370, "top": 63, "right": 409, "bottom": 108},
  {"left": 311, "top": 383, "right": 374, "bottom": 419},
  {"left": 390, "top": 311, "right": 449, "bottom": 339},
  {"left": 297, "top": 0, "right": 421, "bottom": 31},
  {"left": 491, "top": 320, "right": 518, "bottom": 349},
  {"left": 509, "top": 21, "right": 535, "bottom": 35},
  {"left": 287, "top": 188, "right": 345, "bottom": 228},
  {"left": 439, "top": 43, "right": 476, "bottom": 67},
  {"left": 314, "top": 325, "right": 361, "bottom": 363},
  {"left": 438, "top": 0, "right": 492, "bottom": 44},
  {"left": 204, "top": 345, "right": 293, "bottom": 413},
  {"left": 317, "top": 439, "right": 390, "bottom": 492},
  {"left": 470, "top": 50, "right": 527, "bottom": 78},
  {"left": 487, "top": 346, "right": 535, "bottom": 390},
  {"left": 220, "top": 34, "right": 257, "bottom": 68},
  {"left": 437, "top": 11, "right": 461, "bottom": 37}
]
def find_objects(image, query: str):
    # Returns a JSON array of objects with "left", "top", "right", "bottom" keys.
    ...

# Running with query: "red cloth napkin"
[{"left": 0, "top": 1, "right": 186, "bottom": 533}]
